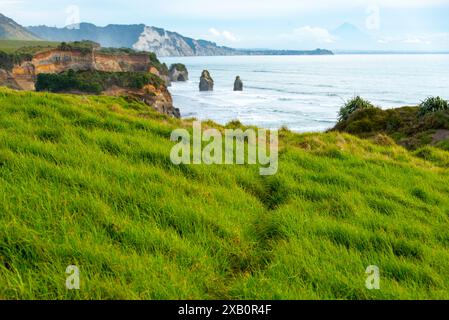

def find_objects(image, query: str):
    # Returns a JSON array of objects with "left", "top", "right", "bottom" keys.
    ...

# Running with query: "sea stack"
[
  {"left": 199, "top": 70, "right": 214, "bottom": 91},
  {"left": 234, "top": 76, "right": 243, "bottom": 91},
  {"left": 169, "top": 63, "right": 189, "bottom": 82}
]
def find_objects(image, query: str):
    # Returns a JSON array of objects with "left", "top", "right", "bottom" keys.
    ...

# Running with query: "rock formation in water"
[
  {"left": 169, "top": 64, "right": 188, "bottom": 82},
  {"left": 234, "top": 76, "right": 243, "bottom": 91},
  {"left": 199, "top": 70, "right": 214, "bottom": 92}
]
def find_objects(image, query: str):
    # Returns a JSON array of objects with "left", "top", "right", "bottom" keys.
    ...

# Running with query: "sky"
[{"left": 1, "top": 0, "right": 449, "bottom": 50}]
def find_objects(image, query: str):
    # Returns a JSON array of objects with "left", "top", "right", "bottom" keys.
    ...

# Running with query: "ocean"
[{"left": 162, "top": 54, "right": 449, "bottom": 132}]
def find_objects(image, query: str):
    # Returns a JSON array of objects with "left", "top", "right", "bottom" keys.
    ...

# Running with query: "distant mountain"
[
  {"left": 28, "top": 23, "right": 237, "bottom": 57},
  {"left": 0, "top": 13, "right": 41, "bottom": 40},
  {"left": 28, "top": 23, "right": 333, "bottom": 57},
  {"left": 28, "top": 23, "right": 145, "bottom": 48},
  {"left": 333, "top": 23, "right": 368, "bottom": 40},
  {"left": 133, "top": 26, "right": 236, "bottom": 56}
]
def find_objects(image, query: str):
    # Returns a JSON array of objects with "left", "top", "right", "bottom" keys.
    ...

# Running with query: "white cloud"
[
  {"left": 222, "top": 31, "right": 238, "bottom": 42},
  {"left": 378, "top": 33, "right": 449, "bottom": 47},
  {"left": 208, "top": 28, "right": 239, "bottom": 42},
  {"left": 403, "top": 37, "right": 430, "bottom": 44},
  {"left": 150, "top": 0, "right": 449, "bottom": 19},
  {"left": 377, "top": 37, "right": 392, "bottom": 44},
  {"left": 209, "top": 28, "right": 221, "bottom": 37},
  {"left": 371, "top": 0, "right": 449, "bottom": 8},
  {"left": 281, "top": 26, "right": 335, "bottom": 44},
  {"left": 402, "top": 33, "right": 449, "bottom": 45},
  {"left": 0, "top": 0, "right": 24, "bottom": 10}
]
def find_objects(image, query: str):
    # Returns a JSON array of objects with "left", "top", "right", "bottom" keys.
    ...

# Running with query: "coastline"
[{"left": 162, "top": 54, "right": 449, "bottom": 132}]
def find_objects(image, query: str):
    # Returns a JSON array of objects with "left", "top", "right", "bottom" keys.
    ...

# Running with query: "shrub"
[
  {"left": 338, "top": 96, "right": 376, "bottom": 122},
  {"left": 35, "top": 70, "right": 165, "bottom": 94},
  {"left": 418, "top": 96, "right": 449, "bottom": 116},
  {"left": 0, "top": 50, "right": 33, "bottom": 71},
  {"left": 57, "top": 41, "right": 99, "bottom": 55},
  {"left": 98, "top": 47, "right": 137, "bottom": 55},
  {"left": 371, "top": 133, "right": 395, "bottom": 146},
  {"left": 148, "top": 52, "right": 168, "bottom": 76},
  {"left": 35, "top": 71, "right": 102, "bottom": 94}
]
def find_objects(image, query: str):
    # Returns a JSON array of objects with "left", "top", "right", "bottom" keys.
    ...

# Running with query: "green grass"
[
  {"left": 1, "top": 87, "right": 449, "bottom": 300},
  {"left": 0, "top": 40, "right": 59, "bottom": 54}
]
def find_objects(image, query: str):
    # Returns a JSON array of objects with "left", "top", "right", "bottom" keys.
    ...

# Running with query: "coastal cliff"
[
  {"left": 0, "top": 42, "right": 179, "bottom": 118},
  {"left": 11, "top": 46, "right": 165, "bottom": 85},
  {"left": 28, "top": 22, "right": 334, "bottom": 57}
]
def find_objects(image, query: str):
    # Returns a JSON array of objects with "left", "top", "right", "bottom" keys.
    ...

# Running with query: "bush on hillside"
[
  {"left": 57, "top": 41, "right": 100, "bottom": 54},
  {"left": 35, "top": 71, "right": 102, "bottom": 94},
  {"left": 338, "top": 96, "right": 376, "bottom": 122},
  {"left": 148, "top": 51, "right": 168, "bottom": 76},
  {"left": 35, "top": 70, "right": 164, "bottom": 94},
  {"left": 419, "top": 96, "right": 449, "bottom": 116},
  {"left": 98, "top": 47, "right": 137, "bottom": 55},
  {"left": 0, "top": 51, "right": 33, "bottom": 71}
]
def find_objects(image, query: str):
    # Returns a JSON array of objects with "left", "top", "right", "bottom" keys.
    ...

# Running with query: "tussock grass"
[{"left": 0, "top": 87, "right": 449, "bottom": 299}]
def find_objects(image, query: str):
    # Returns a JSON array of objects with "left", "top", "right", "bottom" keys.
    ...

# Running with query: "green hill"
[
  {"left": 0, "top": 39, "right": 58, "bottom": 54},
  {"left": 0, "top": 13, "right": 41, "bottom": 41},
  {"left": 1, "top": 87, "right": 449, "bottom": 299},
  {"left": 333, "top": 98, "right": 449, "bottom": 151}
]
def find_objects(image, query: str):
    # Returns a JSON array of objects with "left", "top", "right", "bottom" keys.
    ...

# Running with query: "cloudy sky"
[{"left": 1, "top": 0, "right": 449, "bottom": 50}]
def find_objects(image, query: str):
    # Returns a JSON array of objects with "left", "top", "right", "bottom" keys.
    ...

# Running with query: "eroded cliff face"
[
  {"left": 133, "top": 26, "right": 237, "bottom": 57},
  {"left": 106, "top": 84, "right": 180, "bottom": 118},
  {"left": 1, "top": 48, "right": 179, "bottom": 118},
  {"left": 0, "top": 69, "right": 21, "bottom": 90},
  {"left": 32, "top": 49, "right": 94, "bottom": 75},
  {"left": 94, "top": 52, "right": 151, "bottom": 72},
  {"left": 11, "top": 49, "right": 159, "bottom": 87}
]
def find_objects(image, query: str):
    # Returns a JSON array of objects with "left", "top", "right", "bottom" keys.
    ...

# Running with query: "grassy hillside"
[
  {"left": 0, "top": 14, "right": 42, "bottom": 41},
  {"left": 333, "top": 100, "right": 449, "bottom": 151},
  {"left": 1, "top": 87, "right": 449, "bottom": 299},
  {"left": 0, "top": 40, "right": 59, "bottom": 54}
]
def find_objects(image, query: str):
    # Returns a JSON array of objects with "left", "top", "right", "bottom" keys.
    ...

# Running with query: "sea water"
[{"left": 162, "top": 54, "right": 449, "bottom": 132}]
